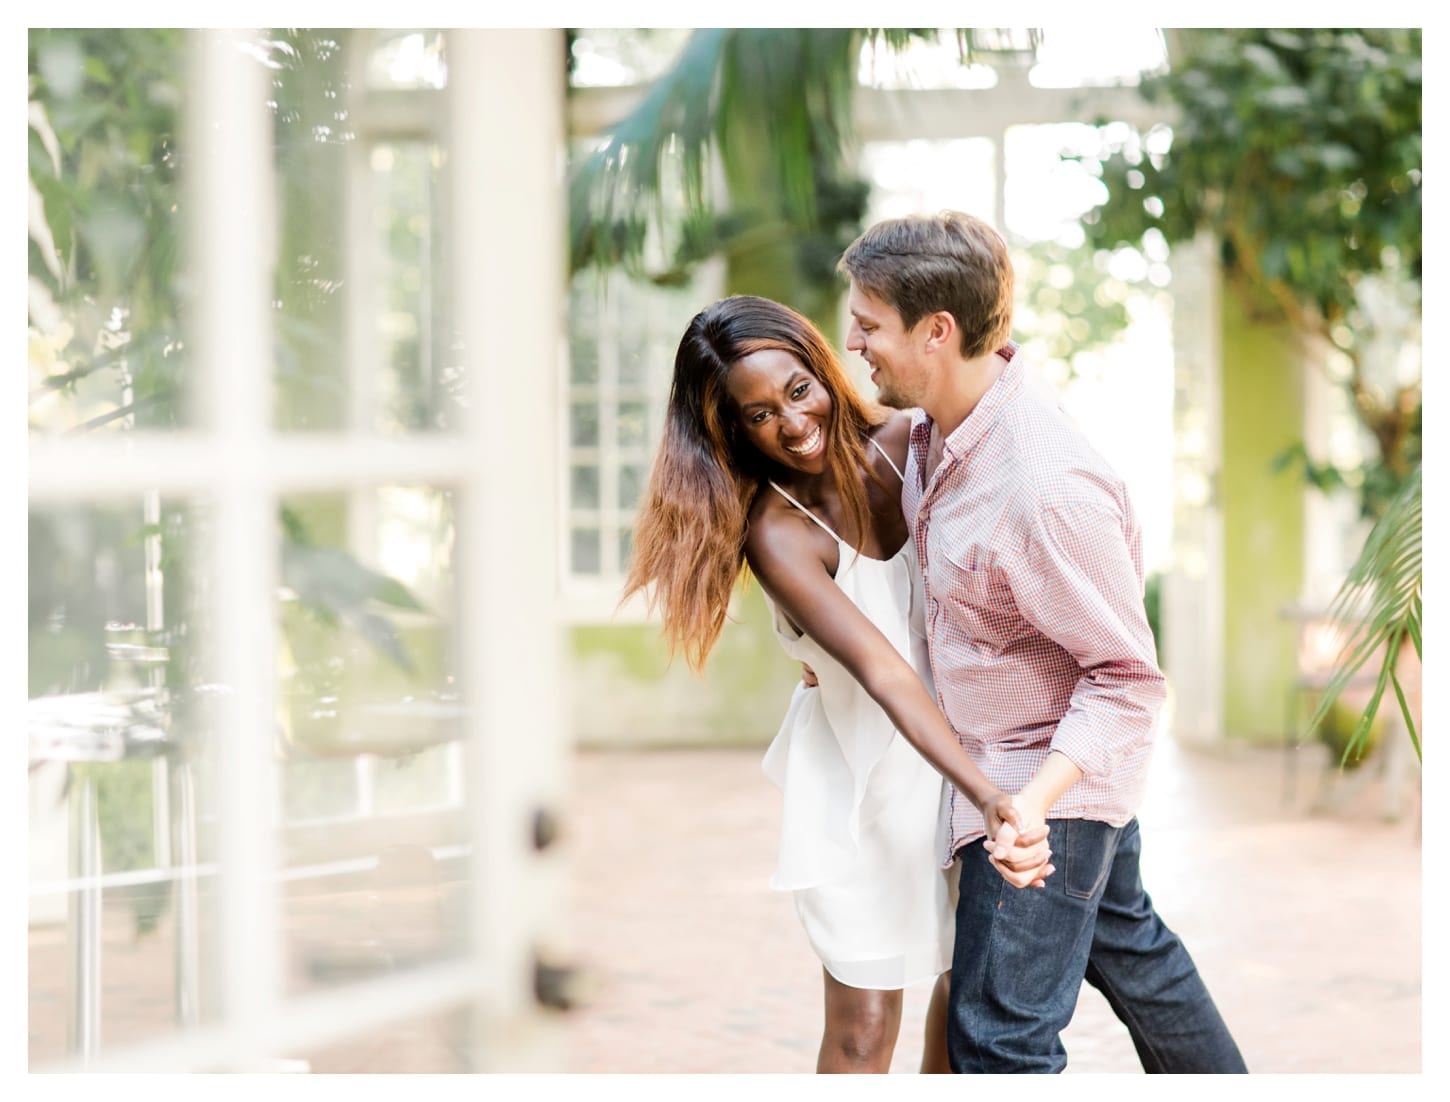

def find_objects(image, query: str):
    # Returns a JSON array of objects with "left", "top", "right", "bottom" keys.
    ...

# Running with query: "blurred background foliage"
[
  {"left": 568, "top": 28, "right": 1040, "bottom": 329},
  {"left": 28, "top": 28, "right": 188, "bottom": 431},
  {"left": 1063, "top": 27, "right": 1422, "bottom": 759},
  {"left": 1070, "top": 27, "right": 1421, "bottom": 521}
]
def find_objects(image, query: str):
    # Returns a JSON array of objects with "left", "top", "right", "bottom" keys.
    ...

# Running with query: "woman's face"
[{"left": 724, "top": 347, "right": 834, "bottom": 476}]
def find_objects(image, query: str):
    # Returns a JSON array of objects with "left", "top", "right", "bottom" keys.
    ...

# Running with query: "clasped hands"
[
  {"left": 982, "top": 793, "right": 1054, "bottom": 889},
  {"left": 797, "top": 662, "right": 1055, "bottom": 889}
]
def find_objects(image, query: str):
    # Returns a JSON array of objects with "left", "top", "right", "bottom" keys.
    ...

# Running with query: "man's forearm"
[{"left": 1014, "top": 750, "right": 1084, "bottom": 825}]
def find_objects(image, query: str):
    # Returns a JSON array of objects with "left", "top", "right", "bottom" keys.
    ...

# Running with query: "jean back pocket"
[{"left": 1059, "top": 818, "right": 1120, "bottom": 901}]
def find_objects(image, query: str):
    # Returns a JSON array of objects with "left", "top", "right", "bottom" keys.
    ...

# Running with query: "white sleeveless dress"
[{"left": 760, "top": 443, "right": 955, "bottom": 990}]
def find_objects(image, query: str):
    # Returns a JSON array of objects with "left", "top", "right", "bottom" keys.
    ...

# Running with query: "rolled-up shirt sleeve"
[{"left": 1003, "top": 495, "right": 1167, "bottom": 780}]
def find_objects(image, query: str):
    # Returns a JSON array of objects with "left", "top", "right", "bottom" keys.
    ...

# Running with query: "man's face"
[{"left": 845, "top": 282, "right": 928, "bottom": 410}]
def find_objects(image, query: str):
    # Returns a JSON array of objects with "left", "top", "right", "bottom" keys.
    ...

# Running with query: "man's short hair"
[{"left": 838, "top": 210, "right": 1014, "bottom": 359}]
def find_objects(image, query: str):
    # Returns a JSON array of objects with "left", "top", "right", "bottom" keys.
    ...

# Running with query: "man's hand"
[
  {"left": 982, "top": 793, "right": 1053, "bottom": 889},
  {"left": 983, "top": 750, "right": 1082, "bottom": 888}
]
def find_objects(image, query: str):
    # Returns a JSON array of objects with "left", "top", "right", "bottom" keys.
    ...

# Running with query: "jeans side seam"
[
  {"left": 966, "top": 870, "right": 1006, "bottom": 1072},
  {"left": 953, "top": 851, "right": 1005, "bottom": 1074}
]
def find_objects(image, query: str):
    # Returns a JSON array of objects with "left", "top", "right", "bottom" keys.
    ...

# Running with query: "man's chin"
[{"left": 875, "top": 388, "right": 911, "bottom": 410}]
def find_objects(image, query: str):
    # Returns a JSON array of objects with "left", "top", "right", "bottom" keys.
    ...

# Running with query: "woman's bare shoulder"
[
  {"left": 745, "top": 485, "right": 833, "bottom": 576},
  {"left": 745, "top": 485, "right": 798, "bottom": 549}
]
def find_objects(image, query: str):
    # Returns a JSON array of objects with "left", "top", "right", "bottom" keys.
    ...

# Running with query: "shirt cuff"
[{"left": 1049, "top": 715, "right": 1112, "bottom": 779}]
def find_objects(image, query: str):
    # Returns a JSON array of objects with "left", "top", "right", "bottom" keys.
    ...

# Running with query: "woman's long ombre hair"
[{"left": 623, "top": 295, "right": 885, "bottom": 670}]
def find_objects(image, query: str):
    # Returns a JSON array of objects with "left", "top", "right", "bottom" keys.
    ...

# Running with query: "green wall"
[
  {"left": 568, "top": 583, "right": 806, "bottom": 748},
  {"left": 1219, "top": 289, "right": 1305, "bottom": 742}
]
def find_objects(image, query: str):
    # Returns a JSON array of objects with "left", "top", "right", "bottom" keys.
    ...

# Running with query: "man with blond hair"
[{"left": 836, "top": 211, "right": 1246, "bottom": 1074}]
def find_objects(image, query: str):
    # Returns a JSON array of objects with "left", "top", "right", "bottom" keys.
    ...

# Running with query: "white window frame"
[{"left": 28, "top": 28, "right": 569, "bottom": 1072}]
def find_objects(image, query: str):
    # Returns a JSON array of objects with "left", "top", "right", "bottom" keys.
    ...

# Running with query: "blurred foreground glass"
[
  {"left": 30, "top": 25, "right": 570, "bottom": 1071},
  {"left": 29, "top": 497, "right": 223, "bottom": 1060},
  {"left": 28, "top": 30, "right": 193, "bottom": 435},
  {"left": 270, "top": 29, "right": 457, "bottom": 433},
  {"left": 28, "top": 29, "right": 458, "bottom": 439},
  {"left": 29, "top": 484, "right": 470, "bottom": 1059},
  {"left": 277, "top": 486, "right": 467, "bottom": 997},
  {"left": 286, "top": 1005, "right": 473, "bottom": 1072}
]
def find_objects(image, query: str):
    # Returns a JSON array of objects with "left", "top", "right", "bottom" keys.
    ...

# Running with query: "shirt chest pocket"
[{"left": 941, "top": 553, "right": 1021, "bottom": 643}]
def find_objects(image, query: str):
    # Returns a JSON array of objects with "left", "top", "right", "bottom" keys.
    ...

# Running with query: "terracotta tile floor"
[
  {"left": 27, "top": 734, "right": 1421, "bottom": 1074},
  {"left": 562, "top": 735, "right": 1422, "bottom": 1074}
]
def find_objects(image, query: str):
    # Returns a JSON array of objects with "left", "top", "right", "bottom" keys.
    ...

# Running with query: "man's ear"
[{"left": 922, "top": 310, "right": 957, "bottom": 354}]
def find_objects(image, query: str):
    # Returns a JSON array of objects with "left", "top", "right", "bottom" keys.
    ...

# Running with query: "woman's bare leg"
[
  {"left": 817, "top": 968, "right": 903, "bottom": 1073},
  {"left": 919, "top": 970, "right": 952, "bottom": 1073}
]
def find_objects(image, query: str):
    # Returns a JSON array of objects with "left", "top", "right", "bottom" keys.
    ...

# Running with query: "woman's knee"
[
  {"left": 821, "top": 978, "right": 901, "bottom": 1069},
  {"left": 829, "top": 1014, "right": 893, "bottom": 1062}
]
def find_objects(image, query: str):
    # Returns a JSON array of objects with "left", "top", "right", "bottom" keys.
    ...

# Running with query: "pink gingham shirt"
[{"left": 903, "top": 346, "right": 1166, "bottom": 865}]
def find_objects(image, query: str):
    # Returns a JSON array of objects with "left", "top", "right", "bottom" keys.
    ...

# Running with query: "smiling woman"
[{"left": 624, "top": 295, "right": 884, "bottom": 669}]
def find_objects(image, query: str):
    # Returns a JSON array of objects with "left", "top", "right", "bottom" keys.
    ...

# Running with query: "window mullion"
[
  {"left": 600, "top": 293, "right": 622, "bottom": 578},
  {"left": 448, "top": 29, "right": 568, "bottom": 1070},
  {"left": 187, "top": 28, "right": 283, "bottom": 1070}
]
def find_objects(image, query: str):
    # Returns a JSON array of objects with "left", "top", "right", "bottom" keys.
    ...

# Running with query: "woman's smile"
[{"left": 785, "top": 424, "right": 824, "bottom": 459}]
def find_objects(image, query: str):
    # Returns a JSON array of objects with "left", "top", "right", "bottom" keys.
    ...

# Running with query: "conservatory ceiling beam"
[
  {"left": 568, "top": 75, "right": 1171, "bottom": 142},
  {"left": 27, "top": 434, "right": 481, "bottom": 499},
  {"left": 852, "top": 82, "right": 1170, "bottom": 140}
]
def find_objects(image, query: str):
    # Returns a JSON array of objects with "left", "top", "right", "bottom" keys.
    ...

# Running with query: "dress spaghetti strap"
[
  {"left": 769, "top": 435, "right": 904, "bottom": 542},
  {"left": 767, "top": 482, "right": 845, "bottom": 544},
  {"left": 869, "top": 435, "right": 906, "bottom": 483}
]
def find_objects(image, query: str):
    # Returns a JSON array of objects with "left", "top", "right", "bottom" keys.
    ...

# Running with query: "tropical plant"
[
  {"left": 1303, "top": 464, "right": 1421, "bottom": 764},
  {"left": 1069, "top": 27, "right": 1422, "bottom": 520},
  {"left": 567, "top": 28, "right": 1040, "bottom": 329}
]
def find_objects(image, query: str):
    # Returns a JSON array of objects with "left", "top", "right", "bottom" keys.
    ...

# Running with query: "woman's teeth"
[{"left": 787, "top": 426, "right": 822, "bottom": 455}]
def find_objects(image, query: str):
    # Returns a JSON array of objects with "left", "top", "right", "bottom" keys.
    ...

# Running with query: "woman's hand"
[{"left": 982, "top": 792, "right": 1054, "bottom": 889}]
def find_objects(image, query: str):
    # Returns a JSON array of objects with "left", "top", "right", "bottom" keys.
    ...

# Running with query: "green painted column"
[{"left": 1219, "top": 288, "right": 1305, "bottom": 741}]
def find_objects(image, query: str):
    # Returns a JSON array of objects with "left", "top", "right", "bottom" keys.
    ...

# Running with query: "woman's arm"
[{"left": 746, "top": 512, "right": 1031, "bottom": 832}]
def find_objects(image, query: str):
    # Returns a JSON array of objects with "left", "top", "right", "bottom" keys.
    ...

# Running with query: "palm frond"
[
  {"left": 568, "top": 29, "right": 731, "bottom": 275},
  {"left": 567, "top": 27, "right": 1042, "bottom": 280},
  {"left": 1304, "top": 464, "right": 1422, "bottom": 762},
  {"left": 716, "top": 29, "right": 860, "bottom": 216},
  {"left": 570, "top": 28, "right": 929, "bottom": 277}
]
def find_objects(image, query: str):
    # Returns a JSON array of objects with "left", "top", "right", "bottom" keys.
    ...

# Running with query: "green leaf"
[
  {"left": 1389, "top": 665, "right": 1419, "bottom": 757},
  {"left": 281, "top": 540, "right": 427, "bottom": 671},
  {"left": 1303, "top": 465, "right": 1420, "bottom": 763},
  {"left": 1241, "top": 42, "right": 1287, "bottom": 79}
]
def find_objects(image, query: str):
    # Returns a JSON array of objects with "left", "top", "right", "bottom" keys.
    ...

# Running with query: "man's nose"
[{"left": 845, "top": 326, "right": 864, "bottom": 351}]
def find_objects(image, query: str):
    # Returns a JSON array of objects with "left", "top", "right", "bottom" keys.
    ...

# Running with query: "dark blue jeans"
[{"left": 948, "top": 817, "right": 1246, "bottom": 1073}]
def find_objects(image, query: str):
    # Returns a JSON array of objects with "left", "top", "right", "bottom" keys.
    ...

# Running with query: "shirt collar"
[{"left": 909, "top": 342, "right": 1022, "bottom": 471}]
